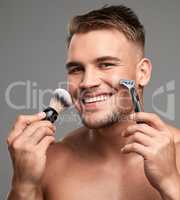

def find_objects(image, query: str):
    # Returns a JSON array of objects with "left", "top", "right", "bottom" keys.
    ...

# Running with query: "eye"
[
  {"left": 68, "top": 66, "right": 84, "bottom": 74},
  {"left": 98, "top": 63, "right": 116, "bottom": 69}
]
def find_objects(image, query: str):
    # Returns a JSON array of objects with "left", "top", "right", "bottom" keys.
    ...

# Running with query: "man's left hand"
[{"left": 121, "top": 112, "right": 180, "bottom": 200}]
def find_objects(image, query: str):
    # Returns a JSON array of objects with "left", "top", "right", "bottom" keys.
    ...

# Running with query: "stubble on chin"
[
  {"left": 76, "top": 90, "right": 134, "bottom": 129},
  {"left": 80, "top": 106, "right": 133, "bottom": 129}
]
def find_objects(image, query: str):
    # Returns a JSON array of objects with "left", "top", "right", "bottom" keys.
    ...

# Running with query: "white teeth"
[{"left": 83, "top": 95, "right": 110, "bottom": 104}]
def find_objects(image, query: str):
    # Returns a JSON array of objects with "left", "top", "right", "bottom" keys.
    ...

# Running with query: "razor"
[{"left": 119, "top": 79, "right": 141, "bottom": 112}]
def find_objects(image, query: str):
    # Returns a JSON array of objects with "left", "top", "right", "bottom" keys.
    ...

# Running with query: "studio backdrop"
[{"left": 0, "top": 0, "right": 180, "bottom": 198}]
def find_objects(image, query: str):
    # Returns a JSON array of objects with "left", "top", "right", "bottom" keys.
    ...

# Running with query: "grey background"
[{"left": 0, "top": 0, "right": 180, "bottom": 198}]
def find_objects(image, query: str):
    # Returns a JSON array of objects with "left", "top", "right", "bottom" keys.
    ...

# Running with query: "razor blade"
[{"left": 119, "top": 79, "right": 141, "bottom": 112}]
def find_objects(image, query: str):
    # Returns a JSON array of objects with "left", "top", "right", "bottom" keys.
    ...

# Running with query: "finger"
[
  {"left": 23, "top": 120, "right": 55, "bottom": 137},
  {"left": 121, "top": 142, "right": 149, "bottom": 159},
  {"left": 130, "top": 112, "right": 165, "bottom": 131},
  {"left": 7, "top": 112, "right": 46, "bottom": 145},
  {"left": 29, "top": 127, "right": 55, "bottom": 145},
  {"left": 14, "top": 121, "right": 56, "bottom": 145},
  {"left": 37, "top": 136, "right": 55, "bottom": 152},
  {"left": 123, "top": 123, "right": 158, "bottom": 138},
  {"left": 7, "top": 120, "right": 55, "bottom": 146},
  {"left": 125, "top": 131, "right": 154, "bottom": 147},
  {"left": 13, "top": 112, "right": 46, "bottom": 131}
]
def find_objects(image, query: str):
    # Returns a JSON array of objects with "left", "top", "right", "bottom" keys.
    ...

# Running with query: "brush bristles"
[{"left": 49, "top": 88, "right": 72, "bottom": 114}]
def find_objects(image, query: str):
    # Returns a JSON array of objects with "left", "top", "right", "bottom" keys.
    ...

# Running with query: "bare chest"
[{"left": 44, "top": 161, "right": 161, "bottom": 200}]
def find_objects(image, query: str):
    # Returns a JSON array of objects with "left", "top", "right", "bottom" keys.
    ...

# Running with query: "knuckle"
[
  {"left": 16, "top": 115, "right": 25, "bottom": 123},
  {"left": 134, "top": 132, "right": 141, "bottom": 139},
  {"left": 150, "top": 113, "right": 159, "bottom": 120},
  {"left": 132, "top": 143, "right": 138, "bottom": 149},
  {"left": 11, "top": 140, "right": 21, "bottom": 150},
  {"left": 15, "top": 115, "right": 32, "bottom": 126}
]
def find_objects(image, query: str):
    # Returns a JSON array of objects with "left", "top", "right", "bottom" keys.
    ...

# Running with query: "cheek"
[
  {"left": 68, "top": 82, "right": 81, "bottom": 111},
  {"left": 103, "top": 72, "right": 134, "bottom": 88},
  {"left": 110, "top": 74, "right": 122, "bottom": 86},
  {"left": 67, "top": 76, "right": 81, "bottom": 101}
]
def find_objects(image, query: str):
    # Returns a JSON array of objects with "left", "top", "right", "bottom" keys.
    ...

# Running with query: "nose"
[{"left": 79, "top": 67, "right": 100, "bottom": 90}]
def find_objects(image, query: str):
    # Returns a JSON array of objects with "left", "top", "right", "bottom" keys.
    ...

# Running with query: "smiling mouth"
[{"left": 81, "top": 93, "right": 114, "bottom": 105}]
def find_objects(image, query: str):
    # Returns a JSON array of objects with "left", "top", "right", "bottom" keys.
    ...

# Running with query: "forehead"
[{"left": 67, "top": 29, "right": 136, "bottom": 62}]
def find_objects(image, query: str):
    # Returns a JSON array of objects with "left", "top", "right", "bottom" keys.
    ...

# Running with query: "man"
[{"left": 7, "top": 5, "right": 180, "bottom": 200}]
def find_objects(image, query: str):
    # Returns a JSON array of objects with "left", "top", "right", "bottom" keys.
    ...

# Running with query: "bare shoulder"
[
  {"left": 46, "top": 126, "right": 89, "bottom": 165},
  {"left": 41, "top": 126, "right": 89, "bottom": 187}
]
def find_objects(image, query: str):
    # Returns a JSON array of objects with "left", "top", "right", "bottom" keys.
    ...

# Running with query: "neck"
[{"left": 90, "top": 118, "right": 136, "bottom": 158}]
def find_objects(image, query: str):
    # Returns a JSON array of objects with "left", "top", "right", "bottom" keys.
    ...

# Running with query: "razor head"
[
  {"left": 119, "top": 79, "right": 141, "bottom": 112},
  {"left": 119, "top": 79, "right": 135, "bottom": 90}
]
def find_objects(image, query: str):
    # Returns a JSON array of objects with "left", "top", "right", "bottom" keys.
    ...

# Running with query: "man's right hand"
[{"left": 6, "top": 112, "right": 56, "bottom": 199}]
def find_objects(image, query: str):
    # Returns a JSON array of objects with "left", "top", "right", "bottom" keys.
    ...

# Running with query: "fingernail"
[{"left": 37, "top": 112, "right": 46, "bottom": 118}]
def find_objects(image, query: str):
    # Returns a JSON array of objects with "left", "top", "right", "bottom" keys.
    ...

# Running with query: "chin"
[
  {"left": 82, "top": 118, "right": 111, "bottom": 129},
  {"left": 81, "top": 108, "right": 132, "bottom": 129}
]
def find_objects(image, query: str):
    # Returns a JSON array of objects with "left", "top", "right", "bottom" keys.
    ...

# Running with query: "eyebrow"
[
  {"left": 65, "top": 56, "right": 121, "bottom": 70},
  {"left": 95, "top": 56, "right": 121, "bottom": 63},
  {"left": 65, "top": 61, "right": 84, "bottom": 70}
]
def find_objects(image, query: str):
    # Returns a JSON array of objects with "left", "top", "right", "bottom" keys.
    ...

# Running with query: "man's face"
[{"left": 66, "top": 29, "right": 141, "bottom": 128}]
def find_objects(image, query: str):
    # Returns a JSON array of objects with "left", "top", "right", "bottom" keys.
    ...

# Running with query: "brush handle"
[{"left": 43, "top": 107, "right": 58, "bottom": 123}]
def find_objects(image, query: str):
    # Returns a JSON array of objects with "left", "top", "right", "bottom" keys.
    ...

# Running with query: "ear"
[{"left": 136, "top": 58, "right": 152, "bottom": 87}]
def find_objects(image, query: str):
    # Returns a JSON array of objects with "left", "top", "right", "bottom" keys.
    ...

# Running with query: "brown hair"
[{"left": 67, "top": 5, "right": 145, "bottom": 51}]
